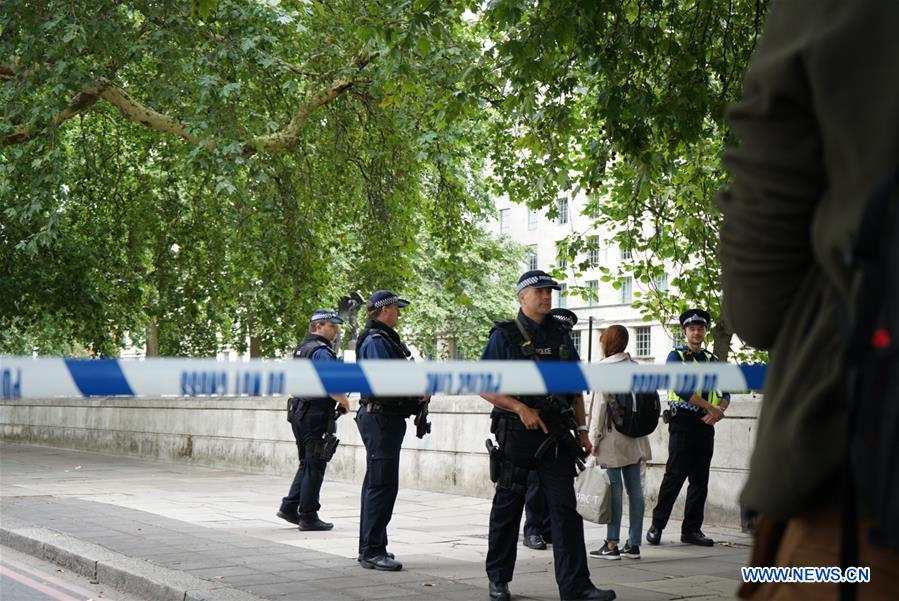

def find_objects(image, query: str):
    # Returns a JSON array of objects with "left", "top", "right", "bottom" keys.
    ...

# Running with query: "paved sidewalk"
[{"left": 0, "top": 443, "right": 749, "bottom": 600}]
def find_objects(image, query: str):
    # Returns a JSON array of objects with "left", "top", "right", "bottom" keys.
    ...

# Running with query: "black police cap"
[
  {"left": 549, "top": 308, "right": 578, "bottom": 330},
  {"left": 367, "top": 290, "right": 410, "bottom": 310},
  {"left": 679, "top": 308, "right": 711, "bottom": 328},
  {"left": 310, "top": 309, "right": 343, "bottom": 324},
  {"left": 516, "top": 270, "right": 561, "bottom": 293}
]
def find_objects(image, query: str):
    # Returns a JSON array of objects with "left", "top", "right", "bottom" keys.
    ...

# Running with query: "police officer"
[
  {"left": 550, "top": 308, "right": 578, "bottom": 331},
  {"left": 521, "top": 307, "right": 580, "bottom": 551},
  {"left": 355, "top": 290, "right": 424, "bottom": 572},
  {"left": 277, "top": 309, "right": 350, "bottom": 531},
  {"left": 481, "top": 271, "right": 615, "bottom": 601},
  {"left": 647, "top": 308, "right": 731, "bottom": 547}
]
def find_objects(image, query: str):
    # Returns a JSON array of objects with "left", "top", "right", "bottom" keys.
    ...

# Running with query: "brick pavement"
[{"left": 0, "top": 443, "right": 750, "bottom": 600}]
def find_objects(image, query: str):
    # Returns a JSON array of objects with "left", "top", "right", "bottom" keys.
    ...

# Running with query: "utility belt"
[
  {"left": 662, "top": 406, "right": 714, "bottom": 432},
  {"left": 286, "top": 397, "right": 335, "bottom": 421},
  {"left": 286, "top": 397, "right": 340, "bottom": 461},
  {"left": 490, "top": 410, "right": 528, "bottom": 439},
  {"left": 485, "top": 438, "right": 529, "bottom": 495},
  {"left": 662, "top": 404, "right": 706, "bottom": 423},
  {"left": 486, "top": 401, "right": 585, "bottom": 495},
  {"left": 362, "top": 397, "right": 419, "bottom": 417}
]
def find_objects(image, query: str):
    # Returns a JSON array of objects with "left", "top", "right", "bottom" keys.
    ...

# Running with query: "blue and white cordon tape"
[{"left": 0, "top": 356, "right": 766, "bottom": 400}]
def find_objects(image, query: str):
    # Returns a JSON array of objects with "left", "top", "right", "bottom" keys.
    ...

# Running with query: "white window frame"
[
  {"left": 527, "top": 245, "right": 538, "bottom": 271},
  {"left": 557, "top": 198, "right": 569, "bottom": 224},
  {"left": 621, "top": 276, "right": 633, "bottom": 304},
  {"left": 557, "top": 243, "right": 567, "bottom": 270},
  {"left": 570, "top": 330, "right": 582, "bottom": 356},
  {"left": 653, "top": 272, "right": 668, "bottom": 292},
  {"left": 588, "top": 235, "right": 601, "bottom": 266},
  {"left": 587, "top": 280, "right": 599, "bottom": 306},
  {"left": 635, "top": 326, "right": 651, "bottom": 357}
]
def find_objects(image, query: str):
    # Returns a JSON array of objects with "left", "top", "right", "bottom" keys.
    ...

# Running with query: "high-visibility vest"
[{"left": 667, "top": 348, "right": 721, "bottom": 406}]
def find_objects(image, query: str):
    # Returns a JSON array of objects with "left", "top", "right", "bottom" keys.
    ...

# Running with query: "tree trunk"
[
  {"left": 247, "top": 312, "right": 261, "bottom": 358},
  {"left": 712, "top": 312, "right": 734, "bottom": 362},
  {"left": 145, "top": 318, "right": 159, "bottom": 357}
]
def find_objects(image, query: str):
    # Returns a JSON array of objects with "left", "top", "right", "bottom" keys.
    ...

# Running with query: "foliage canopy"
[{"left": 2, "top": 0, "right": 770, "bottom": 359}]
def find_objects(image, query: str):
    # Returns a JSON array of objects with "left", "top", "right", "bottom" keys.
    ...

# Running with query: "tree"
[
  {"left": 474, "top": 0, "right": 770, "bottom": 360},
  {"left": 1, "top": 0, "right": 497, "bottom": 356},
  {"left": 402, "top": 226, "right": 523, "bottom": 360}
]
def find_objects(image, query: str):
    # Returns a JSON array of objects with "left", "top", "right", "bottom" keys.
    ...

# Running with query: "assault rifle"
[{"left": 534, "top": 395, "right": 588, "bottom": 471}]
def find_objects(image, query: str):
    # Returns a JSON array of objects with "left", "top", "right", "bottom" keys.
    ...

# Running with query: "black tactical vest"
[
  {"left": 292, "top": 334, "right": 337, "bottom": 407},
  {"left": 491, "top": 315, "right": 572, "bottom": 410},
  {"left": 357, "top": 323, "right": 420, "bottom": 417}
]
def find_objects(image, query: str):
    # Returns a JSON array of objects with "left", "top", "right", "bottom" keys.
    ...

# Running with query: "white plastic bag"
[{"left": 574, "top": 461, "right": 612, "bottom": 524}]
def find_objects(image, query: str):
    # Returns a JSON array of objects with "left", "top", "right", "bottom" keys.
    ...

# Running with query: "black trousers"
[
  {"left": 523, "top": 471, "right": 551, "bottom": 540},
  {"left": 651, "top": 411, "right": 715, "bottom": 533},
  {"left": 486, "top": 426, "right": 594, "bottom": 599},
  {"left": 280, "top": 404, "right": 333, "bottom": 519},
  {"left": 356, "top": 404, "right": 407, "bottom": 559}
]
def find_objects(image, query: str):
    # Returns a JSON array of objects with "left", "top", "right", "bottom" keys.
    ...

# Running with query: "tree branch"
[
  {"left": 2, "top": 52, "right": 376, "bottom": 152},
  {"left": 0, "top": 61, "right": 16, "bottom": 79}
]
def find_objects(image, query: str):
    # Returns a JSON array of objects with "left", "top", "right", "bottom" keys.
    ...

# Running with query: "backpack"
[
  {"left": 606, "top": 390, "right": 661, "bottom": 438},
  {"left": 839, "top": 166, "right": 899, "bottom": 600}
]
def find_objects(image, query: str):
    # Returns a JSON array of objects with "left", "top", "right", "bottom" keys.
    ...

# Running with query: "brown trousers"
[{"left": 739, "top": 510, "right": 899, "bottom": 601}]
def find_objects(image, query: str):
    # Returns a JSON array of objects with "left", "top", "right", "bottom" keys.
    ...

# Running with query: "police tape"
[{"left": 0, "top": 357, "right": 766, "bottom": 400}]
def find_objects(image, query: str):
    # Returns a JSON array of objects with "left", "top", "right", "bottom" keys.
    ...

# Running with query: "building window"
[
  {"left": 621, "top": 246, "right": 632, "bottom": 260},
  {"left": 570, "top": 330, "right": 581, "bottom": 356},
  {"left": 621, "top": 276, "right": 633, "bottom": 304},
  {"left": 527, "top": 245, "right": 538, "bottom": 270},
  {"left": 587, "top": 280, "right": 599, "bottom": 306},
  {"left": 635, "top": 326, "right": 651, "bottom": 357},
  {"left": 653, "top": 272, "right": 668, "bottom": 292},
  {"left": 556, "top": 242, "right": 567, "bottom": 270},
  {"left": 558, "top": 283, "right": 568, "bottom": 308},
  {"left": 499, "top": 208, "right": 510, "bottom": 235},
  {"left": 528, "top": 210, "right": 538, "bottom": 230},
  {"left": 588, "top": 235, "right": 601, "bottom": 266},
  {"left": 557, "top": 198, "right": 569, "bottom": 224}
]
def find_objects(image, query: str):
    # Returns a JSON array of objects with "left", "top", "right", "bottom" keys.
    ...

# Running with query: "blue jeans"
[{"left": 606, "top": 463, "right": 644, "bottom": 547}]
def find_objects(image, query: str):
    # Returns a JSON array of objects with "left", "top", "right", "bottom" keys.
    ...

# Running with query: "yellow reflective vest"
[{"left": 667, "top": 348, "right": 721, "bottom": 407}]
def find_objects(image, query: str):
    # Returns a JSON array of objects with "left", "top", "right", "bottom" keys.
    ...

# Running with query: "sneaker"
[
  {"left": 620, "top": 543, "right": 640, "bottom": 559},
  {"left": 589, "top": 541, "right": 620, "bottom": 560}
]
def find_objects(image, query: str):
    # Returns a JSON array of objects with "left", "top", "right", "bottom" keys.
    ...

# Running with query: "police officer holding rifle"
[{"left": 480, "top": 270, "right": 615, "bottom": 601}]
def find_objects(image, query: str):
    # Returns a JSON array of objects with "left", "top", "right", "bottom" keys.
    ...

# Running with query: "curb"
[{"left": 0, "top": 523, "right": 267, "bottom": 601}]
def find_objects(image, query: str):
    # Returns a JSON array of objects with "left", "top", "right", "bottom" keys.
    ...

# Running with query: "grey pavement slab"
[{"left": 1, "top": 442, "right": 751, "bottom": 600}]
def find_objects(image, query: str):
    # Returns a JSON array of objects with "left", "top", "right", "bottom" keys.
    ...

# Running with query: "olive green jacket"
[{"left": 717, "top": 0, "right": 899, "bottom": 520}]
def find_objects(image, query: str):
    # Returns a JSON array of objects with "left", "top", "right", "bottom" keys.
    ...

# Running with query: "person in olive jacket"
[{"left": 717, "top": 1, "right": 899, "bottom": 598}]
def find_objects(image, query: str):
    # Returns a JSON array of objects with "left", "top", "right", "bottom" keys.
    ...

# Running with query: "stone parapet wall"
[{"left": 1, "top": 394, "right": 759, "bottom": 527}]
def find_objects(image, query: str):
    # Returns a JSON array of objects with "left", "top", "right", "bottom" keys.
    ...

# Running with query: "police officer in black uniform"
[
  {"left": 355, "top": 290, "right": 424, "bottom": 572},
  {"left": 481, "top": 271, "right": 615, "bottom": 601},
  {"left": 521, "top": 308, "right": 580, "bottom": 551},
  {"left": 646, "top": 308, "right": 730, "bottom": 547},
  {"left": 277, "top": 309, "right": 350, "bottom": 531}
]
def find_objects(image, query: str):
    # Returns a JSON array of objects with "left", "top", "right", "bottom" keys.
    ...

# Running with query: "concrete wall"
[{"left": 0, "top": 394, "right": 759, "bottom": 528}]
